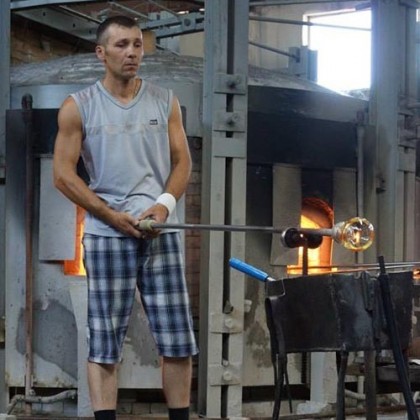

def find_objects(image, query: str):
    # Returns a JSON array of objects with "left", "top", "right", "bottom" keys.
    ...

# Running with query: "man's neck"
[{"left": 101, "top": 76, "right": 141, "bottom": 103}]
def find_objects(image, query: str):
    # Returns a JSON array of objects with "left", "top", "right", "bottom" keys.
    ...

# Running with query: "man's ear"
[{"left": 96, "top": 45, "right": 105, "bottom": 61}]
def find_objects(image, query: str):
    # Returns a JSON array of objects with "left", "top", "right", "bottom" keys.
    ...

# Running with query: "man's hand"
[
  {"left": 137, "top": 204, "right": 169, "bottom": 238},
  {"left": 106, "top": 209, "right": 142, "bottom": 238}
]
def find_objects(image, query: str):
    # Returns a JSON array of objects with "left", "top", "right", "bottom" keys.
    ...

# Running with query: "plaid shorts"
[{"left": 82, "top": 232, "right": 198, "bottom": 364}]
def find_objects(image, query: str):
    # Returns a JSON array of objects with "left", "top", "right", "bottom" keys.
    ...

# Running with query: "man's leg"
[
  {"left": 83, "top": 235, "right": 139, "bottom": 419},
  {"left": 162, "top": 356, "right": 192, "bottom": 420},
  {"left": 140, "top": 234, "right": 198, "bottom": 420},
  {"left": 87, "top": 361, "right": 118, "bottom": 419}
]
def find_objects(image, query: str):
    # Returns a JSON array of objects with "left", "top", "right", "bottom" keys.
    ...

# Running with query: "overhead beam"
[
  {"left": 14, "top": 7, "right": 99, "bottom": 42},
  {"left": 250, "top": 0, "right": 370, "bottom": 5},
  {"left": 13, "top": 6, "right": 204, "bottom": 41},
  {"left": 10, "top": 0, "right": 98, "bottom": 9},
  {"left": 145, "top": 12, "right": 204, "bottom": 38}
]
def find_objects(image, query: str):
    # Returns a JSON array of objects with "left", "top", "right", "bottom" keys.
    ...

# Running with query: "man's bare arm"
[
  {"left": 165, "top": 95, "right": 192, "bottom": 200},
  {"left": 53, "top": 97, "right": 141, "bottom": 238}
]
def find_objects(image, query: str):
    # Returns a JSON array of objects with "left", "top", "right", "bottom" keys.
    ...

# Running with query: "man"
[{"left": 53, "top": 15, "right": 198, "bottom": 420}]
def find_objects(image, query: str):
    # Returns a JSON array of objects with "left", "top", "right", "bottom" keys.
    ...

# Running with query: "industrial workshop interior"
[{"left": 2, "top": 0, "right": 420, "bottom": 419}]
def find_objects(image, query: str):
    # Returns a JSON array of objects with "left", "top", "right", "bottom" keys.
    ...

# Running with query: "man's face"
[{"left": 96, "top": 24, "right": 144, "bottom": 80}]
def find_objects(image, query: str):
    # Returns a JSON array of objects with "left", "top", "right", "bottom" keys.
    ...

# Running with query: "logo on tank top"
[{"left": 149, "top": 119, "right": 158, "bottom": 125}]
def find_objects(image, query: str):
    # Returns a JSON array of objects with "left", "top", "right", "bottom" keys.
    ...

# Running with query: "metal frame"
[
  {"left": 12, "top": 7, "right": 100, "bottom": 43},
  {"left": 140, "top": 11, "right": 204, "bottom": 39},
  {"left": 12, "top": 0, "right": 375, "bottom": 48},
  {"left": 11, "top": 0, "right": 205, "bottom": 41},
  {"left": 363, "top": 5, "right": 419, "bottom": 417},
  {"left": 0, "top": 0, "right": 10, "bottom": 413},
  {"left": 365, "top": 0, "right": 418, "bottom": 263},
  {"left": 13, "top": 8, "right": 204, "bottom": 41},
  {"left": 198, "top": 0, "right": 249, "bottom": 417},
  {"left": 10, "top": 0, "right": 97, "bottom": 8}
]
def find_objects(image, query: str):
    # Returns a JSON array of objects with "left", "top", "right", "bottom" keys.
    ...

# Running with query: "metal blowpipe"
[{"left": 137, "top": 216, "right": 374, "bottom": 251}]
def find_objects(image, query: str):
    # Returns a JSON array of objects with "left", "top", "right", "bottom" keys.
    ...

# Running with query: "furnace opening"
[
  {"left": 288, "top": 198, "right": 333, "bottom": 275},
  {"left": 64, "top": 206, "right": 86, "bottom": 276}
]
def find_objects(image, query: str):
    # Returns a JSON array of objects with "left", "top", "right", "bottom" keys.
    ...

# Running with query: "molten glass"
[{"left": 332, "top": 217, "right": 374, "bottom": 251}]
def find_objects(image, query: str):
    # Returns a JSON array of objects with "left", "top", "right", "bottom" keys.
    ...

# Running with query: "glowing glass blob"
[{"left": 332, "top": 217, "right": 374, "bottom": 251}]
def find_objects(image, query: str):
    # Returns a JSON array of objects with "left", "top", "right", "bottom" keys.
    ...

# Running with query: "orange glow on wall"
[
  {"left": 64, "top": 206, "right": 86, "bottom": 276},
  {"left": 298, "top": 215, "right": 321, "bottom": 269},
  {"left": 287, "top": 201, "right": 333, "bottom": 275}
]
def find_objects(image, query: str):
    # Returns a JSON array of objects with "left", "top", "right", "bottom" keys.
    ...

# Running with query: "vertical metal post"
[
  {"left": 0, "top": 0, "right": 9, "bottom": 165},
  {"left": 22, "top": 94, "right": 34, "bottom": 414},
  {"left": 364, "top": 0, "right": 400, "bottom": 420},
  {"left": 199, "top": 0, "right": 249, "bottom": 417},
  {"left": 369, "top": 0, "right": 400, "bottom": 261},
  {"left": 369, "top": 0, "right": 417, "bottom": 261},
  {"left": 364, "top": 350, "right": 377, "bottom": 420},
  {"left": 366, "top": 3, "right": 418, "bottom": 418},
  {"left": 401, "top": 3, "right": 417, "bottom": 262},
  {"left": 0, "top": 0, "right": 10, "bottom": 413}
]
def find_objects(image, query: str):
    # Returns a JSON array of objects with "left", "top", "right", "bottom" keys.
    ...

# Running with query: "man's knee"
[
  {"left": 102, "top": 362, "right": 118, "bottom": 372},
  {"left": 162, "top": 356, "right": 191, "bottom": 364},
  {"left": 88, "top": 361, "right": 119, "bottom": 373}
]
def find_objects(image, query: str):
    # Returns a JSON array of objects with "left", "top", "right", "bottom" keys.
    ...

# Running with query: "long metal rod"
[
  {"left": 145, "top": 0, "right": 180, "bottom": 18},
  {"left": 249, "top": 39, "right": 299, "bottom": 59},
  {"left": 249, "top": 15, "right": 371, "bottom": 31},
  {"left": 249, "top": 0, "right": 367, "bottom": 6},
  {"left": 305, "top": 262, "right": 420, "bottom": 269},
  {"left": 140, "top": 221, "right": 283, "bottom": 233},
  {"left": 57, "top": 5, "right": 101, "bottom": 23},
  {"left": 138, "top": 220, "right": 333, "bottom": 237},
  {"left": 289, "top": 262, "right": 420, "bottom": 275},
  {"left": 292, "top": 267, "right": 418, "bottom": 275},
  {"left": 108, "top": 1, "right": 152, "bottom": 20}
]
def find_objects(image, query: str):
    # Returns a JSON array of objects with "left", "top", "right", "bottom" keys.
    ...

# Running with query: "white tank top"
[{"left": 71, "top": 79, "right": 180, "bottom": 237}]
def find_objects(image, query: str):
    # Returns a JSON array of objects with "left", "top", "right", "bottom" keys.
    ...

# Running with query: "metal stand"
[{"left": 232, "top": 255, "right": 413, "bottom": 420}]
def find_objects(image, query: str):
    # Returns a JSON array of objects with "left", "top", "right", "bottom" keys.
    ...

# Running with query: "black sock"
[
  {"left": 94, "top": 409, "right": 116, "bottom": 420},
  {"left": 168, "top": 406, "right": 189, "bottom": 420}
]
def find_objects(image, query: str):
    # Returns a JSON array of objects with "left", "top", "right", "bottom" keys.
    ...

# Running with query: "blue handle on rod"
[{"left": 229, "top": 258, "right": 269, "bottom": 282}]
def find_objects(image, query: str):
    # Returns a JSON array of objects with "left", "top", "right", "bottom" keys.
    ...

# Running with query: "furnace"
[{"left": 6, "top": 51, "right": 382, "bottom": 416}]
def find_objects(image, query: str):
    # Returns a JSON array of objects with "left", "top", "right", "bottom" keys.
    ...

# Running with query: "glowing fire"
[
  {"left": 64, "top": 206, "right": 86, "bottom": 276},
  {"left": 299, "top": 215, "right": 321, "bottom": 267},
  {"left": 287, "top": 213, "right": 334, "bottom": 275}
]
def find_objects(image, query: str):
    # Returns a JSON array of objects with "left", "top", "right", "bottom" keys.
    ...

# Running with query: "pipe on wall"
[
  {"left": 7, "top": 390, "right": 77, "bottom": 415},
  {"left": 356, "top": 112, "right": 366, "bottom": 397},
  {"left": 22, "top": 93, "right": 34, "bottom": 414}
]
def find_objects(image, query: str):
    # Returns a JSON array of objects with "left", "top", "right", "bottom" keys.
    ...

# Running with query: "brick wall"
[
  {"left": 11, "top": 15, "right": 92, "bottom": 65},
  {"left": 10, "top": 16, "right": 156, "bottom": 65},
  {"left": 185, "top": 137, "right": 202, "bottom": 320}
]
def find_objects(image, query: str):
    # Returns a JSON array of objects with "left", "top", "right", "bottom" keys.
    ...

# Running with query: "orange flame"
[
  {"left": 287, "top": 214, "right": 334, "bottom": 275},
  {"left": 64, "top": 206, "right": 86, "bottom": 276}
]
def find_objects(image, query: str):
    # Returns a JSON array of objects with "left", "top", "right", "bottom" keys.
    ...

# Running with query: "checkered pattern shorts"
[{"left": 82, "top": 232, "right": 198, "bottom": 364}]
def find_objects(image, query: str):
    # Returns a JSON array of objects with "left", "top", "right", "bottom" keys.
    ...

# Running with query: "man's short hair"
[{"left": 96, "top": 15, "right": 138, "bottom": 45}]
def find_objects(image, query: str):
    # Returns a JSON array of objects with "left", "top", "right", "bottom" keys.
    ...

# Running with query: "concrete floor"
[{"left": 2, "top": 412, "right": 415, "bottom": 420}]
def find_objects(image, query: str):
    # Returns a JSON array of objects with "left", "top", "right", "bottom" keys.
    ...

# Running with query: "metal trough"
[
  {"left": 264, "top": 270, "right": 413, "bottom": 420},
  {"left": 265, "top": 271, "right": 412, "bottom": 354}
]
